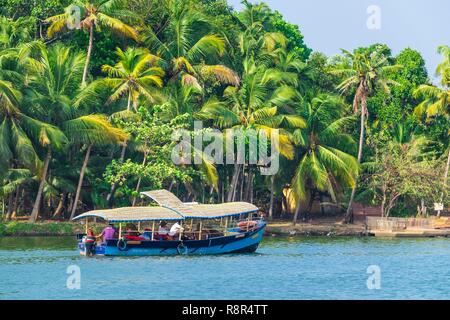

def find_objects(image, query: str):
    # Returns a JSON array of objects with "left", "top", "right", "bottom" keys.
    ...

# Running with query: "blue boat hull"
[{"left": 78, "top": 222, "right": 266, "bottom": 256}]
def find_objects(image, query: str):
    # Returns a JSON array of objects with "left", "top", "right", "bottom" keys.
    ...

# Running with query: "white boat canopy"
[
  {"left": 72, "top": 206, "right": 183, "bottom": 222},
  {"left": 140, "top": 189, "right": 259, "bottom": 219},
  {"left": 181, "top": 203, "right": 259, "bottom": 219},
  {"left": 72, "top": 190, "right": 259, "bottom": 222}
]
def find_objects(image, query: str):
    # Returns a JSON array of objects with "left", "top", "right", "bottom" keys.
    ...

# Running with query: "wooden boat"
[{"left": 72, "top": 189, "right": 266, "bottom": 256}]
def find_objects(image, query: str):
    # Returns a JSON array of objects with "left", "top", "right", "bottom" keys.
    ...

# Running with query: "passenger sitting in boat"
[
  {"left": 157, "top": 221, "right": 169, "bottom": 240},
  {"left": 169, "top": 221, "right": 184, "bottom": 239},
  {"left": 141, "top": 228, "right": 152, "bottom": 240},
  {"left": 97, "top": 223, "right": 116, "bottom": 243},
  {"left": 125, "top": 223, "right": 139, "bottom": 236}
]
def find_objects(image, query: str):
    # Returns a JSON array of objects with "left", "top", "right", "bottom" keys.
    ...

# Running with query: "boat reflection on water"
[{"left": 73, "top": 189, "right": 266, "bottom": 256}]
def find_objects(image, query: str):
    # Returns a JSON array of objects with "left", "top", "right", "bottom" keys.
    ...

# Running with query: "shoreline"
[
  {"left": 0, "top": 220, "right": 370, "bottom": 238},
  {"left": 265, "top": 221, "right": 370, "bottom": 237}
]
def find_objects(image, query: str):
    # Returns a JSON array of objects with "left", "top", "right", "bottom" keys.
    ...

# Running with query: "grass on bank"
[{"left": 0, "top": 221, "right": 104, "bottom": 236}]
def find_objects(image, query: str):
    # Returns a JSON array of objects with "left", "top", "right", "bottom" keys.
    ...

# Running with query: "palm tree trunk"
[
  {"left": 437, "top": 147, "right": 450, "bottom": 217},
  {"left": 81, "top": 25, "right": 94, "bottom": 86},
  {"left": 292, "top": 201, "right": 301, "bottom": 226},
  {"left": 5, "top": 192, "right": 13, "bottom": 221},
  {"left": 239, "top": 166, "right": 245, "bottom": 201},
  {"left": 53, "top": 192, "right": 66, "bottom": 218},
  {"left": 244, "top": 169, "right": 254, "bottom": 202},
  {"left": 269, "top": 175, "right": 275, "bottom": 220},
  {"left": 227, "top": 164, "right": 242, "bottom": 202},
  {"left": 126, "top": 90, "right": 132, "bottom": 111},
  {"left": 70, "top": 144, "right": 92, "bottom": 220},
  {"left": 30, "top": 148, "right": 51, "bottom": 222},
  {"left": 344, "top": 97, "right": 366, "bottom": 223},
  {"left": 1, "top": 197, "right": 5, "bottom": 219},
  {"left": 132, "top": 151, "right": 148, "bottom": 206},
  {"left": 107, "top": 143, "right": 127, "bottom": 208},
  {"left": 11, "top": 187, "right": 20, "bottom": 219}
]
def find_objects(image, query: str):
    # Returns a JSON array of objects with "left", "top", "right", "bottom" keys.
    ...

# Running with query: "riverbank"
[
  {"left": 0, "top": 221, "right": 103, "bottom": 237},
  {"left": 265, "top": 219, "right": 369, "bottom": 237},
  {"left": 0, "top": 219, "right": 369, "bottom": 237}
]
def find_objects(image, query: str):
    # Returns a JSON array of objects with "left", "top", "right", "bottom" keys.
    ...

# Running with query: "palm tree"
[
  {"left": 67, "top": 115, "right": 127, "bottom": 219},
  {"left": 27, "top": 44, "right": 124, "bottom": 222},
  {"left": 413, "top": 45, "right": 450, "bottom": 215},
  {"left": 291, "top": 95, "right": 358, "bottom": 225},
  {"left": 0, "top": 41, "right": 70, "bottom": 222},
  {"left": 197, "top": 60, "right": 305, "bottom": 201},
  {"left": 100, "top": 47, "right": 165, "bottom": 111},
  {"left": 0, "top": 16, "right": 35, "bottom": 49},
  {"left": 332, "top": 46, "right": 401, "bottom": 222},
  {"left": 45, "top": 0, "right": 139, "bottom": 85},
  {"left": 0, "top": 168, "right": 32, "bottom": 220},
  {"left": 142, "top": 0, "right": 239, "bottom": 90},
  {"left": 436, "top": 45, "right": 450, "bottom": 86},
  {"left": 80, "top": 47, "right": 165, "bottom": 206}
]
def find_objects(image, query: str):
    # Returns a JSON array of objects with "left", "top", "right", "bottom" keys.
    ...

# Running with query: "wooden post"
[
  {"left": 247, "top": 213, "right": 251, "bottom": 231},
  {"left": 85, "top": 218, "right": 88, "bottom": 234},
  {"left": 138, "top": 222, "right": 141, "bottom": 232},
  {"left": 220, "top": 217, "right": 223, "bottom": 227},
  {"left": 151, "top": 221, "right": 155, "bottom": 241},
  {"left": 224, "top": 217, "right": 228, "bottom": 236},
  {"left": 119, "top": 223, "right": 122, "bottom": 238},
  {"left": 199, "top": 220, "right": 203, "bottom": 240}
]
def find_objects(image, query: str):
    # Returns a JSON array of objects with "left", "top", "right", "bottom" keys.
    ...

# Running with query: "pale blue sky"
[{"left": 228, "top": 0, "right": 449, "bottom": 82}]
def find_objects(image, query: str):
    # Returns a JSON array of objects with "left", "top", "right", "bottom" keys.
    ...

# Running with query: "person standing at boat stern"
[
  {"left": 97, "top": 223, "right": 117, "bottom": 243},
  {"left": 83, "top": 229, "right": 97, "bottom": 256}
]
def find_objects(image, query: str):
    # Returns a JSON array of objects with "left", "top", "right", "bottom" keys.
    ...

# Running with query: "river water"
[{"left": 1, "top": 236, "right": 449, "bottom": 299}]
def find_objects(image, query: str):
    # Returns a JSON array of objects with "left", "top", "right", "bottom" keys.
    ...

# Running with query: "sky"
[{"left": 228, "top": 0, "right": 450, "bottom": 82}]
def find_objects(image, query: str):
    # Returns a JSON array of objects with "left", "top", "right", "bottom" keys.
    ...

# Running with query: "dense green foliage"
[{"left": 0, "top": 0, "right": 448, "bottom": 224}]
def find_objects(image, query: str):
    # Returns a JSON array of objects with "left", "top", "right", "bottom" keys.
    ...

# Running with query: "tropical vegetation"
[{"left": 0, "top": 0, "right": 448, "bottom": 225}]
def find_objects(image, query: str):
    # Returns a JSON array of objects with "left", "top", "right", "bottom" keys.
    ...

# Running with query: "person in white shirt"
[{"left": 169, "top": 221, "right": 184, "bottom": 238}]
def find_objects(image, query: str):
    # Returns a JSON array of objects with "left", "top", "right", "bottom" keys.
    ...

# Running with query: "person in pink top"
[{"left": 97, "top": 224, "right": 117, "bottom": 243}]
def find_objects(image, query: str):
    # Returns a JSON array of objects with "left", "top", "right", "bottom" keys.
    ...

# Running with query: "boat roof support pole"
[
  {"left": 224, "top": 217, "right": 228, "bottom": 236},
  {"left": 199, "top": 220, "right": 202, "bottom": 240},
  {"left": 85, "top": 218, "right": 88, "bottom": 234},
  {"left": 119, "top": 223, "right": 122, "bottom": 239},
  {"left": 151, "top": 221, "right": 155, "bottom": 241}
]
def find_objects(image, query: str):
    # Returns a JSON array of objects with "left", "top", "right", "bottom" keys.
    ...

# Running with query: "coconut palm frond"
[{"left": 62, "top": 114, "right": 128, "bottom": 146}]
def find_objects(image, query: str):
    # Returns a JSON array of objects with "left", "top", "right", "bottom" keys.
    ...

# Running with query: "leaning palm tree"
[
  {"left": 45, "top": 0, "right": 139, "bottom": 85},
  {"left": 332, "top": 46, "right": 401, "bottom": 222},
  {"left": 291, "top": 94, "right": 358, "bottom": 225},
  {"left": 67, "top": 114, "right": 127, "bottom": 219},
  {"left": 413, "top": 45, "right": 450, "bottom": 214},
  {"left": 142, "top": 0, "right": 239, "bottom": 90}
]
